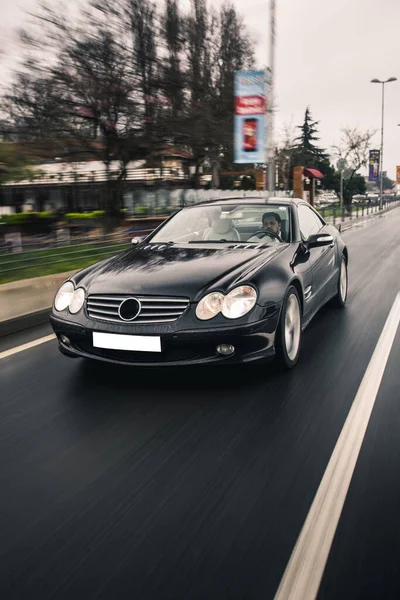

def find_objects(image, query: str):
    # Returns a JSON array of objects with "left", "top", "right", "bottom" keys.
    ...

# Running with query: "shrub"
[
  {"left": 219, "top": 175, "right": 236, "bottom": 190},
  {"left": 65, "top": 210, "right": 105, "bottom": 220},
  {"left": 0, "top": 211, "right": 60, "bottom": 223},
  {"left": 1, "top": 212, "right": 37, "bottom": 225},
  {"left": 240, "top": 175, "right": 256, "bottom": 191},
  {"left": 133, "top": 205, "right": 148, "bottom": 216}
]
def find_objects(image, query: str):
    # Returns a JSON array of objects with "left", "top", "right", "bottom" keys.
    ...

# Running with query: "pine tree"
[{"left": 293, "top": 107, "right": 328, "bottom": 167}]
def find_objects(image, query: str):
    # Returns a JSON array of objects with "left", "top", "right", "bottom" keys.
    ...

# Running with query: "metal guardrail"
[
  {"left": 0, "top": 229, "right": 128, "bottom": 255},
  {"left": 0, "top": 224, "right": 157, "bottom": 254},
  {"left": 317, "top": 198, "right": 400, "bottom": 225},
  {"left": 0, "top": 242, "right": 129, "bottom": 274},
  {"left": 0, "top": 227, "right": 154, "bottom": 280}
]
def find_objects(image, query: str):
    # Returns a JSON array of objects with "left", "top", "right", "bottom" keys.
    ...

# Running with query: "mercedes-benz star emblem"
[{"left": 118, "top": 297, "right": 141, "bottom": 321}]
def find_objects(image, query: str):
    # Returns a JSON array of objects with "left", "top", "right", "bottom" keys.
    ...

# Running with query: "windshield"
[{"left": 149, "top": 204, "right": 291, "bottom": 244}]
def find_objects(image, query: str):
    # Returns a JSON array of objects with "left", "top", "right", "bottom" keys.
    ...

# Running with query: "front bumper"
[{"left": 49, "top": 304, "right": 281, "bottom": 367}]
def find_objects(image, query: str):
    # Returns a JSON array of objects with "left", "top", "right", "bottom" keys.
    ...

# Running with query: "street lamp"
[{"left": 371, "top": 77, "right": 397, "bottom": 209}]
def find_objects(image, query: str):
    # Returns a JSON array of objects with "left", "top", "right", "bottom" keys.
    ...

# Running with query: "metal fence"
[
  {"left": 0, "top": 226, "right": 154, "bottom": 282},
  {"left": 1, "top": 197, "right": 399, "bottom": 283},
  {"left": 318, "top": 197, "right": 400, "bottom": 226}
]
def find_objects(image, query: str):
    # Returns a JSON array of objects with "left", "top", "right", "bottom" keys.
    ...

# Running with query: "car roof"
[{"left": 191, "top": 196, "right": 303, "bottom": 208}]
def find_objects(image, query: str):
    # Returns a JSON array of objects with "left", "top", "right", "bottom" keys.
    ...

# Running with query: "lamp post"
[
  {"left": 337, "top": 158, "right": 347, "bottom": 209},
  {"left": 371, "top": 77, "right": 397, "bottom": 210},
  {"left": 397, "top": 125, "right": 400, "bottom": 195}
]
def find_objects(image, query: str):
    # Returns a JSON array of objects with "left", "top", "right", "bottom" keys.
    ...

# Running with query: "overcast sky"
[{"left": 1, "top": 0, "right": 399, "bottom": 178}]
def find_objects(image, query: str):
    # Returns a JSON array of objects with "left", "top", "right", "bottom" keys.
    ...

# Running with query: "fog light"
[
  {"left": 216, "top": 344, "right": 235, "bottom": 356},
  {"left": 60, "top": 335, "right": 70, "bottom": 346}
]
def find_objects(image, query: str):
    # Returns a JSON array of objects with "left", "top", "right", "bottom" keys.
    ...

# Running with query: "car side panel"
[
  {"left": 306, "top": 224, "right": 337, "bottom": 308},
  {"left": 305, "top": 223, "right": 347, "bottom": 320},
  {"left": 290, "top": 248, "right": 314, "bottom": 322},
  {"left": 247, "top": 243, "right": 312, "bottom": 316}
]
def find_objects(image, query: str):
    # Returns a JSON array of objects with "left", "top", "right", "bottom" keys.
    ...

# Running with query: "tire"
[
  {"left": 275, "top": 285, "right": 302, "bottom": 370},
  {"left": 332, "top": 255, "right": 348, "bottom": 308}
]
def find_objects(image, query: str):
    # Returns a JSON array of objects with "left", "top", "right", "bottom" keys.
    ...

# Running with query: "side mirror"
[
  {"left": 306, "top": 233, "right": 334, "bottom": 249},
  {"left": 131, "top": 237, "right": 139, "bottom": 245}
]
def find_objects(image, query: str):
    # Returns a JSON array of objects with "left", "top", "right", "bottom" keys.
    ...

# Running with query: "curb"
[
  {"left": 0, "top": 308, "right": 51, "bottom": 338},
  {"left": 0, "top": 269, "right": 76, "bottom": 339}
]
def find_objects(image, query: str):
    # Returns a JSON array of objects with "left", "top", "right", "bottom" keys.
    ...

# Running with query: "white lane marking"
[
  {"left": 274, "top": 292, "right": 400, "bottom": 600},
  {"left": 0, "top": 334, "right": 56, "bottom": 360}
]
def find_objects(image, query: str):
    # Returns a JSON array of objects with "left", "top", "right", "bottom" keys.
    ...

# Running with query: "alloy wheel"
[{"left": 284, "top": 293, "right": 301, "bottom": 361}]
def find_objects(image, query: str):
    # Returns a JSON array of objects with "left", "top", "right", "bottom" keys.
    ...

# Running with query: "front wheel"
[
  {"left": 275, "top": 286, "right": 302, "bottom": 370},
  {"left": 332, "top": 255, "right": 348, "bottom": 308}
]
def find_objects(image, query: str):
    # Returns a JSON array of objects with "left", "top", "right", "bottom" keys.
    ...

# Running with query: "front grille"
[{"left": 87, "top": 294, "right": 190, "bottom": 324}]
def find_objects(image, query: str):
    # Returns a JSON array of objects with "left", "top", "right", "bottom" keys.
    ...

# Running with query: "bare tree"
[
  {"left": 5, "top": 2, "right": 150, "bottom": 223},
  {"left": 184, "top": 0, "right": 254, "bottom": 188},
  {"left": 4, "top": 0, "right": 257, "bottom": 205},
  {"left": 160, "top": 0, "right": 185, "bottom": 143},
  {"left": 276, "top": 121, "right": 297, "bottom": 191},
  {"left": 128, "top": 0, "right": 159, "bottom": 143},
  {"left": 211, "top": 1, "right": 254, "bottom": 186},
  {"left": 332, "top": 126, "right": 376, "bottom": 205}
]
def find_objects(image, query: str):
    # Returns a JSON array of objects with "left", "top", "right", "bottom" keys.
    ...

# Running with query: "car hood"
[{"left": 73, "top": 242, "right": 286, "bottom": 301}]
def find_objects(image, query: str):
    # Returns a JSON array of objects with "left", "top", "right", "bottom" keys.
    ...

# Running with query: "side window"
[{"left": 298, "top": 205, "right": 323, "bottom": 240}]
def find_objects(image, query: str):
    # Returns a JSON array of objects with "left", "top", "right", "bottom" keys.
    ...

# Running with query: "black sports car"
[{"left": 50, "top": 197, "right": 348, "bottom": 369}]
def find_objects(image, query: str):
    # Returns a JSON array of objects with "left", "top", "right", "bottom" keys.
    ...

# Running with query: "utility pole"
[{"left": 267, "top": 0, "right": 276, "bottom": 193}]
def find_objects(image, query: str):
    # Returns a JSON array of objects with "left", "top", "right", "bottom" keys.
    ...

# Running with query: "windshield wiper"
[
  {"left": 188, "top": 239, "right": 232, "bottom": 244},
  {"left": 149, "top": 240, "right": 175, "bottom": 245}
]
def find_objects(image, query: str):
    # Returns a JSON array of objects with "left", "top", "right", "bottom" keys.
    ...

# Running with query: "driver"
[{"left": 262, "top": 212, "right": 282, "bottom": 241}]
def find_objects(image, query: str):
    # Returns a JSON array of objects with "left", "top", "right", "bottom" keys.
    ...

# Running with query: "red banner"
[{"left": 235, "top": 96, "right": 266, "bottom": 116}]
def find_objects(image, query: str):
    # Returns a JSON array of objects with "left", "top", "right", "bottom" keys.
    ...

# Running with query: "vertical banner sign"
[
  {"left": 396, "top": 166, "right": 400, "bottom": 185},
  {"left": 368, "top": 149, "right": 380, "bottom": 182},
  {"left": 234, "top": 70, "right": 266, "bottom": 164}
]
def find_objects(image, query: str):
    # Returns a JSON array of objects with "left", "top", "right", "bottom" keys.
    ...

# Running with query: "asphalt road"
[{"left": 1, "top": 209, "right": 400, "bottom": 600}]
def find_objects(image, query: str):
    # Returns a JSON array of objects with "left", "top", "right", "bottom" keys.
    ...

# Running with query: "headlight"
[
  {"left": 196, "top": 286, "right": 257, "bottom": 320},
  {"left": 196, "top": 292, "right": 224, "bottom": 320},
  {"left": 69, "top": 288, "right": 85, "bottom": 314},
  {"left": 222, "top": 286, "right": 257, "bottom": 319},
  {"left": 54, "top": 281, "right": 74, "bottom": 312}
]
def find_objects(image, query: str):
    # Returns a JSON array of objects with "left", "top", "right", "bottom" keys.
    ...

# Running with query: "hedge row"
[
  {"left": 0, "top": 210, "right": 108, "bottom": 224},
  {"left": 0, "top": 211, "right": 54, "bottom": 224},
  {"left": 64, "top": 211, "right": 105, "bottom": 220},
  {"left": 0, "top": 206, "right": 174, "bottom": 226}
]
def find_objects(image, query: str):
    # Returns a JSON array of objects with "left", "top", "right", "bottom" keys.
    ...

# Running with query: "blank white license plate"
[{"left": 93, "top": 332, "right": 161, "bottom": 353}]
